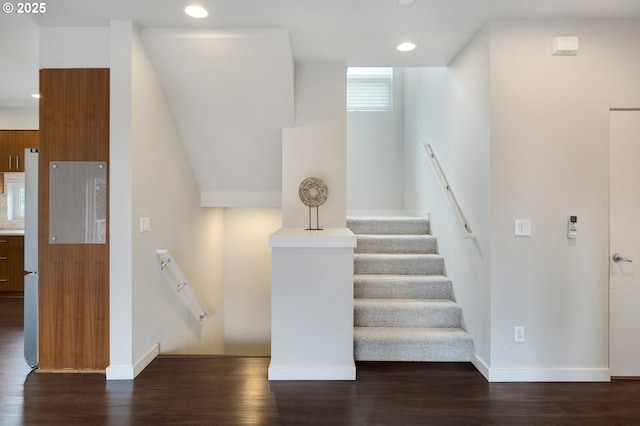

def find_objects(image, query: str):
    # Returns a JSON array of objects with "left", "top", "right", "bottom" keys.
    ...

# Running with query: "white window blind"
[{"left": 347, "top": 67, "right": 393, "bottom": 112}]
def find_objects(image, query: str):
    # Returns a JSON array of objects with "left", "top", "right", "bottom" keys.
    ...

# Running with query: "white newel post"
[{"left": 268, "top": 228, "right": 357, "bottom": 380}]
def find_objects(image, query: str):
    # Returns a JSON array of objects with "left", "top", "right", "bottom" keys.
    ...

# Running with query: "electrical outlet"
[{"left": 514, "top": 326, "right": 525, "bottom": 342}]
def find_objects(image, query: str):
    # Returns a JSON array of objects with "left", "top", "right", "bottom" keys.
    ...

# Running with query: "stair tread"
[
  {"left": 354, "top": 327, "right": 473, "bottom": 361},
  {"left": 355, "top": 274, "right": 451, "bottom": 282},
  {"left": 355, "top": 254, "right": 444, "bottom": 275},
  {"left": 348, "top": 216, "right": 430, "bottom": 235},
  {"left": 355, "top": 299, "right": 462, "bottom": 327},
  {"left": 355, "top": 234, "right": 437, "bottom": 239},
  {"left": 355, "top": 298, "right": 458, "bottom": 306},
  {"left": 355, "top": 275, "right": 453, "bottom": 299},
  {"left": 355, "top": 234, "right": 437, "bottom": 254},
  {"left": 355, "top": 326, "right": 472, "bottom": 342},
  {"left": 354, "top": 299, "right": 461, "bottom": 313},
  {"left": 348, "top": 216, "right": 428, "bottom": 222},
  {"left": 355, "top": 253, "right": 442, "bottom": 258}
]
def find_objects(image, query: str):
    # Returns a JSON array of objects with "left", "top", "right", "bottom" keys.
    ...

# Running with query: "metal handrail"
[
  {"left": 423, "top": 144, "right": 475, "bottom": 240},
  {"left": 156, "top": 249, "right": 209, "bottom": 322}
]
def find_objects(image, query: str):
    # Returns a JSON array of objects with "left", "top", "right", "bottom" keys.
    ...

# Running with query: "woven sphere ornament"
[{"left": 298, "top": 177, "right": 328, "bottom": 207}]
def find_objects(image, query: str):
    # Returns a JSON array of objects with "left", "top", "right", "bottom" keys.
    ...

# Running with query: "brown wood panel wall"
[{"left": 39, "top": 69, "right": 110, "bottom": 371}]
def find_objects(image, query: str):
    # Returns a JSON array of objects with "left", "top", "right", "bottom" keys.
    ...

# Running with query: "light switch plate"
[
  {"left": 514, "top": 219, "right": 531, "bottom": 236},
  {"left": 140, "top": 217, "right": 151, "bottom": 233}
]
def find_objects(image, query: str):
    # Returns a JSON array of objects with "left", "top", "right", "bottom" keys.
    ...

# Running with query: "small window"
[
  {"left": 347, "top": 67, "right": 393, "bottom": 112},
  {"left": 7, "top": 182, "right": 25, "bottom": 221}
]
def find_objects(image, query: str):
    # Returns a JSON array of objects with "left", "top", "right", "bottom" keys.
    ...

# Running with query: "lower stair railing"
[{"left": 156, "top": 249, "right": 209, "bottom": 322}]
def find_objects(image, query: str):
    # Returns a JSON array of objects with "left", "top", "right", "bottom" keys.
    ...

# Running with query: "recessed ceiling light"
[
  {"left": 31, "top": 94, "right": 41, "bottom": 99},
  {"left": 397, "top": 42, "right": 416, "bottom": 52},
  {"left": 398, "top": 0, "right": 414, "bottom": 4},
  {"left": 185, "top": 5, "right": 208, "bottom": 18}
]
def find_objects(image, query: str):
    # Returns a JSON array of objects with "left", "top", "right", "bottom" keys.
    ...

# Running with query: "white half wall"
[{"left": 269, "top": 230, "right": 356, "bottom": 381}]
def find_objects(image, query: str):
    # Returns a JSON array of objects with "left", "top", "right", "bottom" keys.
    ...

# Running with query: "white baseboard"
[
  {"left": 471, "top": 353, "right": 610, "bottom": 382},
  {"left": 471, "top": 351, "right": 490, "bottom": 380},
  {"left": 488, "top": 367, "right": 610, "bottom": 382},
  {"left": 268, "top": 364, "right": 356, "bottom": 381},
  {"left": 106, "top": 343, "right": 160, "bottom": 381},
  {"left": 404, "top": 210, "right": 430, "bottom": 219}
]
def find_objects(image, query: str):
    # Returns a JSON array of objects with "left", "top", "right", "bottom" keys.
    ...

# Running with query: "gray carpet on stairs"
[
  {"left": 348, "top": 216, "right": 473, "bottom": 362},
  {"left": 354, "top": 275, "right": 453, "bottom": 299}
]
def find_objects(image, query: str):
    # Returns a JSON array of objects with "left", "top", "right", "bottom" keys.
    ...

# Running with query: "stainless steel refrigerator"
[{"left": 24, "top": 148, "right": 38, "bottom": 369}]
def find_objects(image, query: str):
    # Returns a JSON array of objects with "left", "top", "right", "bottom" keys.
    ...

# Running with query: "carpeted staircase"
[{"left": 348, "top": 216, "right": 473, "bottom": 361}]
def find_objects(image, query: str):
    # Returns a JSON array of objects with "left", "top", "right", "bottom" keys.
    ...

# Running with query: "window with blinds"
[{"left": 347, "top": 67, "right": 393, "bottom": 112}]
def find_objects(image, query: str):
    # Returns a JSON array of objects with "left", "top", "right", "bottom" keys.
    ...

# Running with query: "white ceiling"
[
  {"left": 30, "top": 0, "right": 640, "bottom": 64},
  {"left": 2, "top": 0, "right": 640, "bottom": 107},
  {"left": 4, "top": 0, "right": 640, "bottom": 198}
]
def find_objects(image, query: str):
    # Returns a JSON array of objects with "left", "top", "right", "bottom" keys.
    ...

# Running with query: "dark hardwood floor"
[{"left": 2, "top": 297, "right": 640, "bottom": 425}]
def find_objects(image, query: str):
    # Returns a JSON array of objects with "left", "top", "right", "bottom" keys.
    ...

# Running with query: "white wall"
[
  {"left": 488, "top": 19, "right": 640, "bottom": 378},
  {"left": 347, "top": 68, "right": 404, "bottom": 213},
  {"left": 223, "top": 208, "right": 282, "bottom": 355},
  {"left": 282, "top": 62, "right": 347, "bottom": 228},
  {"left": 109, "top": 21, "right": 135, "bottom": 377},
  {"left": 130, "top": 23, "right": 226, "bottom": 357},
  {"left": 403, "top": 27, "right": 492, "bottom": 367},
  {"left": 0, "top": 16, "right": 39, "bottom": 107},
  {"left": 141, "top": 28, "right": 294, "bottom": 208},
  {"left": 111, "top": 23, "right": 286, "bottom": 367},
  {"left": 40, "top": 27, "right": 110, "bottom": 69},
  {"left": 109, "top": 22, "right": 224, "bottom": 378},
  {"left": 0, "top": 108, "right": 38, "bottom": 129},
  {"left": 405, "top": 19, "right": 640, "bottom": 381}
]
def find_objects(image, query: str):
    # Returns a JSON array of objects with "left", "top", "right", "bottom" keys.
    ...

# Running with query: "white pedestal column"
[{"left": 268, "top": 228, "right": 357, "bottom": 380}]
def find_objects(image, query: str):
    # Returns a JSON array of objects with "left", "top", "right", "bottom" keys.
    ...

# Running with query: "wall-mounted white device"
[
  {"left": 567, "top": 215, "right": 577, "bottom": 239},
  {"left": 514, "top": 219, "right": 532, "bottom": 236},
  {"left": 552, "top": 36, "right": 579, "bottom": 56}
]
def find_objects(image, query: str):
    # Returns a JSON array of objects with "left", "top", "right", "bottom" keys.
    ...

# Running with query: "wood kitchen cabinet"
[
  {"left": 0, "top": 130, "right": 39, "bottom": 172},
  {"left": 0, "top": 235, "right": 24, "bottom": 293}
]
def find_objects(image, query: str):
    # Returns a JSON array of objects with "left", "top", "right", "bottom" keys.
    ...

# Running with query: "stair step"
[
  {"left": 355, "top": 275, "right": 452, "bottom": 299},
  {"left": 348, "top": 215, "right": 473, "bottom": 363},
  {"left": 354, "top": 327, "right": 473, "bottom": 361},
  {"left": 355, "top": 235, "right": 437, "bottom": 254},
  {"left": 354, "top": 299, "right": 461, "bottom": 328},
  {"left": 354, "top": 254, "right": 444, "bottom": 275},
  {"left": 347, "top": 216, "right": 429, "bottom": 235}
]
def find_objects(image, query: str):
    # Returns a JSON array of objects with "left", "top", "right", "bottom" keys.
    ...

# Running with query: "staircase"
[{"left": 348, "top": 216, "right": 473, "bottom": 361}]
